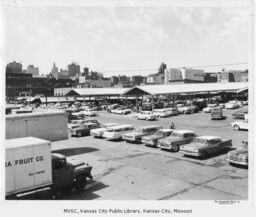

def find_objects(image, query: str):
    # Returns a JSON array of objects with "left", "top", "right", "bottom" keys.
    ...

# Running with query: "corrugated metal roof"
[
  {"left": 66, "top": 88, "right": 128, "bottom": 96},
  {"left": 122, "top": 82, "right": 248, "bottom": 95}
]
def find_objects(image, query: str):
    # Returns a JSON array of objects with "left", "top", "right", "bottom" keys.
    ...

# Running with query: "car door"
[{"left": 207, "top": 139, "right": 220, "bottom": 154}]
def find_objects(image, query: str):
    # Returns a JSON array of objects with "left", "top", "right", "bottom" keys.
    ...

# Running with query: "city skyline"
[{"left": 4, "top": 6, "right": 249, "bottom": 76}]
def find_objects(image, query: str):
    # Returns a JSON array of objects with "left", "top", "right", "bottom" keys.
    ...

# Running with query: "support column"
[
  {"left": 207, "top": 91, "right": 210, "bottom": 103},
  {"left": 167, "top": 94, "right": 171, "bottom": 107},
  {"left": 83, "top": 96, "right": 85, "bottom": 103},
  {"left": 136, "top": 95, "right": 138, "bottom": 113},
  {"left": 172, "top": 94, "right": 175, "bottom": 107},
  {"left": 151, "top": 95, "right": 154, "bottom": 111}
]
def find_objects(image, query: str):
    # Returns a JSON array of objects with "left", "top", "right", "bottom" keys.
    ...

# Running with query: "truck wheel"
[
  {"left": 77, "top": 132, "right": 82, "bottom": 137},
  {"left": 75, "top": 175, "right": 87, "bottom": 191},
  {"left": 172, "top": 144, "right": 179, "bottom": 152},
  {"left": 234, "top": 125, "right": 240, "bottom": 131}
]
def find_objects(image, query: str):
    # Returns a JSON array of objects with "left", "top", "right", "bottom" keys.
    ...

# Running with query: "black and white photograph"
[{"left": 1, "top": 0, "right": 255, "bottom": 216}]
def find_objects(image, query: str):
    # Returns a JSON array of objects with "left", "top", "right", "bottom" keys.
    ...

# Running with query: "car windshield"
[
  {"left": 134, "top": 127, "right": 143, "bottom": 132},
  {"left": 106, "top": 128, "right": 114, "bottom": 132},
  {"left": 195, "top": 138, "right": 208, "bottom": 144},
  {"left": 171, "top": 132, "right": 182, "bottom": 137},
  {"left": 71, "top": 120, "right": 80, "bottom": 124}
]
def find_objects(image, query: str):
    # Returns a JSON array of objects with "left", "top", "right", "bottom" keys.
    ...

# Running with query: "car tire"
[
  {"left": 172, "top": 144, "right": 179, "bottom": 152},
  {"left": 234, "top": 125, "right": 240, "bottom": 131},
  {"left": 77, "top": 132, "right": 82, "bottom": 137},
  {"left": 75, "top": 175, "right": 87, "bottom": 191}
]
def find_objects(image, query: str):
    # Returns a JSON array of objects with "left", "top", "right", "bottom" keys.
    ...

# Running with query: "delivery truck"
[
  {"left": 5, "top": 137, "right": 93, "bottom": 198},
  {"left": 6, "top": 110, "right": 68, "bottom": 141}
]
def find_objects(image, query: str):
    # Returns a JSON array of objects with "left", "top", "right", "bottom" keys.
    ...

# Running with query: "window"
[{"left": 54, "top": 159, "right": 66, "bottom": 170}]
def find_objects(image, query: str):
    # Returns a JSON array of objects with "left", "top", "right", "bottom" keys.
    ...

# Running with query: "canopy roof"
[
  {"left": 65, "top": 88, "right": 128, "bottom": 97},
  {"left": 122, "top": 82, "right": 248, "bottom": 96}
]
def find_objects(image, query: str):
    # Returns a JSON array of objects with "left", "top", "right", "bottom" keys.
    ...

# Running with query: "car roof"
[
  {"left": 158, "top": 129, "right": 173, "bottom": 132},
  {"left": 139, "top": 125, "right": 161, "bottom": 129},
  {"left": 197, "top": 135, "right": 220, "bottom": 140},
  {"left": 173, "top": 130, "right": 195, "bottom": 134},
  {"left": 109, "top": 124, "right": 134, "bottom": 129}
]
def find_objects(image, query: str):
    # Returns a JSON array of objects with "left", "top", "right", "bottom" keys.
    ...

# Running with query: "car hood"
[
  {"left": 142, "top": 135, "right": 162, "bottom": 140},
  {"left": 228, "top": 148, "right": 248, "bottom": 156},
  {"left": 91, "top": 128, "right": 105, "bottom": 132},
  {"left": 67, "top": 158, "right": 86, "bottom": 167}
]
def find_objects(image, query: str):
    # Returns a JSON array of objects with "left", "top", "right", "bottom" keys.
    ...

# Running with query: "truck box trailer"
[
  {"left": 5, "top": 137, "right": 52, "bottom": 196},
  {"left": 5, "top": 137, "right": 93, "bottom": 198},
  {"left": 6, "top": 110, "right": 68, "bottom": 141}
]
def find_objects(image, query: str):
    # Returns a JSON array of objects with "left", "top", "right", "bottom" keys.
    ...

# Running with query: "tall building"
[
  {"left": 6, "top": 61, "right": 22, "bottom": 73},
  {"left": 82, "top": 67, "right": 89, "bottom": 78},
  {"left": 51, "top": 62, "right": 58, "bottom": 78},
  {"left": 132, "top": 75, "right": 144, "bottom": 86},
  {"left": 68, "top": 62, "right": 80, "bottom": 77},
  {"left": 27, "top": 65, "right": 39, "bottom": 77},
  {"left": 110, "top": 76, "right": 119, "bottom": 86},
  {"left": 164, "top": 67, "right": 205, "bottom": 84}
]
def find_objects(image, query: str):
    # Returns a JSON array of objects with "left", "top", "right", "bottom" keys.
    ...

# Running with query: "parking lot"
[{"left": 20, "top": 107, "right": 248, "bottom": 200}]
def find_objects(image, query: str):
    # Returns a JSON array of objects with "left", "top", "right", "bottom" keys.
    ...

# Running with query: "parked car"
[
  {"left": 165, "top": 107, "right": 179, "bottom": 116},
  {"left": 203, "top": 104, "right": 218, "bottom": 113},
  {"left": 188, "top": 105, "right": 199, "bottom": 113},
  {"left": 180, "top": 136, "right": 232, "bottom": 159},
  {"left": 227, "top": 141, "right": 248, "bottom": 167},
  {"left": 111, "top": 108, "right": 132, "bottom": 115},
  {"left": 122, "top": 125, "right": 162, "bottom": 143},
  {"left": 158, "top": 130, "right": 196, "bottom": 152},
  {"left": 177, "top": 106, "right": 192, "bottom": 114},
  {"left": 90, "top": 123, "right": 118, "bottom": 138},
  {"left": 231, "top": 119, "right": 248, "bottom": 131},
  {"left": 211, "top": 107, "right": 224, "bottom": 120},
  {"left": 137, "top": 111, "right": 157, "bottom": 120},
  {"left": 225, "top": 101, "right": 240, "bottom": 109},
  {"left": 141, "top": 129, "right": 174, "bottom": 147},
  {"left": 70, "top": 122, "right": 100, "bottom": 137},
  {"left": 80, "top": 109, "right": 97, "bottom": 116},
  {"left": 232, "top": 108, "right": 248, "bottom": 119},
  {"left": 152, "top": 109, "right": 170, "bottom": 118},
  {"left": 103, "top": 125, "right": 135, "bottom": 140}
]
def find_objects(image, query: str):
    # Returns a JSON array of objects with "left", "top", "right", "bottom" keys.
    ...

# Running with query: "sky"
[{"left": 3, "top": 6, "right": 249, "bottom": 76}]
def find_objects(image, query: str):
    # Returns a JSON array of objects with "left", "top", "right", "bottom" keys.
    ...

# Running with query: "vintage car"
[
  {"left": 141, "top": 129, "right": 174, "bottom": 147},
  {"left": 211, "top": 107, "right": 224, "bottom": 120},
  {"left": 103, "top": 125, "right": 135, "bottom": 140},
  {"left": 177, "top": 106, "right": 192, "bottom": 114},
  {"left": 80, "top": 109, "right": 97, "bottom": 116},
  {"left": 232, "top": 108, "right": 248, "bottom": 119},
  {"left": 165, "top": 107, "right": 179, "bottom": 116},
  {"left": 90, "top": 123, "right": 118, "bottom": 138},
  {"left": 202, "top": 104, "right": 218, "bottom": 113},
  {"left": 158, "top": 130, "right": 196, "bottom": 152},
  {"left": 136, "top": 111, "right": 157, "bottom": 121},
  {"left": 122, "top": 125, "right": 162, "bottom": 143},
  {"left": 231, "top": 119, "right": 248, "bottom": 131},
  {"left": 111, "top": 108, "right": 132, "bottom": 115},
  {"left": 180, "top": 136, "right": 232, "bottom": 159},
  {"left": 70, "top": 122, "right": 100, "bottom": 137},
  {"left": 188, "top": 105, "right": 199, "bottom": 113},
  {"left": 152, "top": 109, "right": 170, "bottom": 118},
  {"left": 225, "top": 101, "right": 240, "bottom": 109},
  {"left": 227, "top": 141, "right": 248, "bottom": 167}
]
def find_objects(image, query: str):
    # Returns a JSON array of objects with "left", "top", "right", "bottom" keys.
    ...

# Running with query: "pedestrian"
[{"left": 170, "top": 122, "right": 175, "bottom": 129}]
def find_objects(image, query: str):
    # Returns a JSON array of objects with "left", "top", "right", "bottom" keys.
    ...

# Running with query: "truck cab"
[{"left": 51, "top": 153, "right": 92, "bottom": 192}]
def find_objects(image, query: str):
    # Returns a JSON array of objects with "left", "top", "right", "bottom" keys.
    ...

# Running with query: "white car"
[
  {"left": 80, "top": 109, "right": 97, "bottom": 116},
  {"left": 111, "top": 108, "right": 132, "bottom": 115},
  {"left": 225, "top": 101, "right": 240, "bottom": 109},
  {"left": 203, "top": 104, "right": 218, "bottom": 113},
  {"left": 137, "top": 111, "right": 157, "bottom": 120},
  {"left": 90, "top": 123, "right": 118, "bottom": 137},
  {"left": 152, "top": 109, "right": 170, "bottom": 118},
  {"left": 231, "top": 120, "right": 248, "bottom": 131},
  {"left": 103, "top": 125, "right": 135, "bottom": 140}
]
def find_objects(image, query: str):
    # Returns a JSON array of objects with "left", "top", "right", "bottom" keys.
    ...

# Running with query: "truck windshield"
[{"left": 195, "top": 138, "right": 207, "bottom": 144}]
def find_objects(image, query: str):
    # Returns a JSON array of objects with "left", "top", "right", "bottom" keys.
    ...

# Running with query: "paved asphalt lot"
[{"left": 21, "top": 107, "right": 248, "bottom": 200}]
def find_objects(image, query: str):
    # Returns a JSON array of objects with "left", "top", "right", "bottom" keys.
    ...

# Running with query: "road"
[{"left": 19, "top": 108, "right": 248, "bottom": 200}]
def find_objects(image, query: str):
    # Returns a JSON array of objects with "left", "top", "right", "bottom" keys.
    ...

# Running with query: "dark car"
[
  {"left": 70, "top": 122, "right": 100, "bottom": 137},
  {"left": 227, "top": 141, "right": 248, "bottom": 167},
  {"left": 232, "top": 109, "right": 248, "bottom": 119}
]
